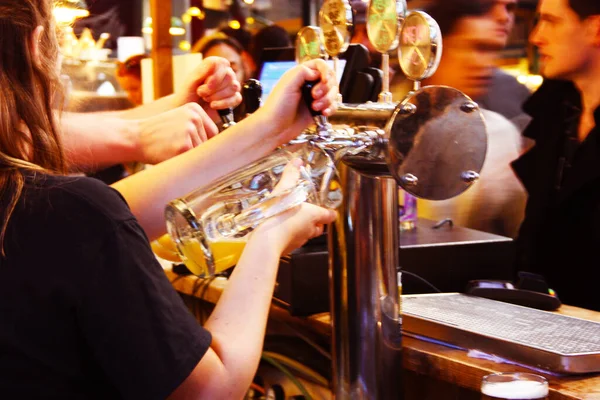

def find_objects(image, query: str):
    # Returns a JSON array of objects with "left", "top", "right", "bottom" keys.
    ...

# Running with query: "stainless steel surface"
[
  {"left": 307, "top": 85, "right": 488, "bottom": 399},
  {"left": 329, "top": 165, "right": 402, "bottom": 399},
  {"left": 386, "top": 86, "right": 487, "bottom": 200},
  {"left": 328, "top": 102, "right": 396, "bottom": 126},
  {"left": 403, "top": 293, "right": 600, "bottom": 374}
]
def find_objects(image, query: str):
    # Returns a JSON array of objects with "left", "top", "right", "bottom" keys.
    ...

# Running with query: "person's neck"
[{"left": 573, "top": 61, "right": 600, "bottom": 142}]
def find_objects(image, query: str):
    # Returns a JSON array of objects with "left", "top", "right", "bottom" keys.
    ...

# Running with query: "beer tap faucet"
[
  {"left": 301, "top": 80, "right": 333, "bottom": 136},
  {"left": 298, "top": 80, "right": 383, "bottom": 161}
]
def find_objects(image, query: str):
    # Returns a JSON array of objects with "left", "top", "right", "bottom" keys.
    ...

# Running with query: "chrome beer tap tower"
[{"left": 292, "top": 1, "right": 489, "bottom": 398}]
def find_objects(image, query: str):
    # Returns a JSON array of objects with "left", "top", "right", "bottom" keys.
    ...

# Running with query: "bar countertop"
[{"left": 163, "top": 267, "right": 600, "bottom": 399}]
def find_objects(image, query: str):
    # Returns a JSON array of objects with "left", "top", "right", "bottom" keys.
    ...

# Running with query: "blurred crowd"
[{"left": 112, "top": 0, "right": 600, "bottom": 310}]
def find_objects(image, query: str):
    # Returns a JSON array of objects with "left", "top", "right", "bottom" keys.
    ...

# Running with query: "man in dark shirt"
[{"left": 511, "top": 0, "right": 600, "bottom": 310}]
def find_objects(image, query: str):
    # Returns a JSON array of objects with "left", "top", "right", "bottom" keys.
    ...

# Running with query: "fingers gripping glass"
[{"left": 165, "top": 143, "right": 342, "bottom": 277}]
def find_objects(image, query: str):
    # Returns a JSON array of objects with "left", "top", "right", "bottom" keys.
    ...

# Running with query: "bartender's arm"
[
  {"left": 61, "top": 57, "right": 241, "bottom": 169},
  {"left": 112, "top": 59, "right": 338, "bottom": 242}
]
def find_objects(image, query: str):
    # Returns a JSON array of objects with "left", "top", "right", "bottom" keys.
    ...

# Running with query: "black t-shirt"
[
  {"left": 511, "top": 80, "right": 600, "bottom": 311},
  {"left": 0, "top": 172, "right": 211, "bottom": 399}
]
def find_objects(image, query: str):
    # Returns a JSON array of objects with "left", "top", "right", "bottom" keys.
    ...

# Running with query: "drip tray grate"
[{"left": 402, "top": 293, "right": 600, "bottom": 374}]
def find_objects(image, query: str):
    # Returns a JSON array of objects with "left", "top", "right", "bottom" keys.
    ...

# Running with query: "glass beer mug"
[
  {"left": 164, "top": 142, "right": 342, "bottom": 276},
  {"left": 481, "top": 372, "right": 549, "bottom": 400}
]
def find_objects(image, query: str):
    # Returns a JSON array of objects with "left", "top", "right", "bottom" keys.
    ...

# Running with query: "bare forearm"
[
  {"left": 116, "top": 94, "right": 179, "bottom": 120},
  {"left": 204, "top": 238, "right": 283, "bottom": 394},
  {"left": 111, "top": 111, "right": 281, "bottom": 241},
  {"left": 62, "top": 112, "right": 140, "bottom": 169},
  {"left": 116, "top": 94, "right": 219, "bottom": 123}
]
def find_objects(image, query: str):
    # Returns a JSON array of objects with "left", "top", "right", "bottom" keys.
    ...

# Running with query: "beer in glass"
[{"left": 481, "top": 372, "right": 549, "bottom": 400}]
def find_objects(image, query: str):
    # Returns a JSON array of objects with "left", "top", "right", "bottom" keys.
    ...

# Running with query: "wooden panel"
[{"left": 150, "top": 0, "right": 173, "bottom": 99}]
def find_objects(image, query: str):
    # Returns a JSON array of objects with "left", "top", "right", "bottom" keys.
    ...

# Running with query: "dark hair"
[
  {"left": 0, "top": 0, "right": 66, "bottom": 253},
  {"left": 569, "top": 0, "right": 600, "bottom": 19},
  {"left": 116, "top": 54, "right": 147, "bottom": 79},
  {"left": 192, "top": 32, "right": 244, "bottom": 56},
  {"left": 248, "top": 25, "right": 292, "bottom": 66},
  {"left": 218, "top": 26, "right": 252, "bottom": 51},
  {"left": 422, "top": 0, "right": 494, "bottom": 35}
]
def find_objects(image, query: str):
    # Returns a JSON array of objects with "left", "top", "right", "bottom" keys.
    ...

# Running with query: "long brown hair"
[{"left": 0, "top": 0, "right": 67, "bottom": 254}]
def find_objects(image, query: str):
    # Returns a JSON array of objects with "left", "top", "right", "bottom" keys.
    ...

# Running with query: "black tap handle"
[
  {"left": 217, "top": 108, "right": 235, "bottom": 130},
  {"left": 242, "top": 79, "right": 262, "bottom": 115},
  {"left": 217, "top": 108, "right": 234, "bottom": 120},
  {"left": 301, "top": 80, "right": 321, "bottom": 117}
]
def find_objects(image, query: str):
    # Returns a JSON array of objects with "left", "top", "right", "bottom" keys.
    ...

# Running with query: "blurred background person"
[
  {"left": 193, "top": 32, "right": 247, "bottom": 84},
  {"left": 406, "top": 0, "right": 531, "bottom": 131},
  {"left": 218, "top": 25, "right": 255, "bottom": 79},
  {"left": 415, "top": 0, "right": 528, "bottom": 238},
  {"left": 248, "top": 24, "right": 293, "bottom": 79},
  {"left": 116, "top": 54, "right": 147, "bottom": 107},
  {"left": 469, "top": 0, "right": 533, "bottom": 131}
]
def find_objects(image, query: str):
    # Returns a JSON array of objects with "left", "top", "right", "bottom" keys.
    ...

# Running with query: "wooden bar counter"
[{"left": 163, "top": 268, "right": 600, "bottom": 399}]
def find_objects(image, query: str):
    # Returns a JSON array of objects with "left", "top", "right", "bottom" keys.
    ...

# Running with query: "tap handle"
[
  {"left": 242, "top": 79, "right": 262, "bottom": 115},
  {"left": 301, "top": 79, "right": 333, "bottom": 136},
  {"left": 301, "top": 80, "right": 322, "bottom": 117},
  {"left": 217, "top": 108, "right": 236, "bottom": 130}
]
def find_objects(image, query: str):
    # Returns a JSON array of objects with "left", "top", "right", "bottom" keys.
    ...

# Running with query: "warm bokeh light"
[
  {"left": 517, "top": 74, "right": 544, "bottom": 91},
  {"left": 179, "top": 41, "right": 192, "bottom": 51},
  {"left": 142, "top": 17, "right": 186, "bottom": 36},
  {"left": 229, "top": 20, "right": 241, "bottom": 30},
  {"left": 187, "top": 7, "right": 202, "bottom": 17},
  {"left": 53, "top": 7, "right": 89, "bottom": 24},
  {"left": 243, "top": 0, "right": 255, "bottom": 4},
  {"left": 169, "top": 27, "right": 186, "bottom": 36}
]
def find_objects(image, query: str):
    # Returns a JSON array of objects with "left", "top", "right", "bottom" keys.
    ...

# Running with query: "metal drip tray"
[{"left": 402, "top": 293, "right": 600, "bottom": 374}]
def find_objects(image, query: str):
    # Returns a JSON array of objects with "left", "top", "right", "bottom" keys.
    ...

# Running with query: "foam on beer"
[{"left": 481, "top": 380, "right": 549, "bottom": 399}]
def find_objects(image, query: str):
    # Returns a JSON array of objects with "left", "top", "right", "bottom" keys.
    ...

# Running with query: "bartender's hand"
[
  {"left": 252, "top": 159, "right": 337, "bottom": 255},
  {"left": 175, "top": 56, "right": 242, "bottom": 123},
  {"left": 135, "top": 103, "right": 218, "bottom": 164},
  {"left": 259, "top": 59, "right": 338, "bottom": 144}
]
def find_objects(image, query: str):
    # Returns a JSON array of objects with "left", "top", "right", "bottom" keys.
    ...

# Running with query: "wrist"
[
  {"left": 171, "top": 92, "right": 187, "bottom": 108},
  {"left": 249, "top": 224, "right": 287, "bottom": 255},
  {"left": 123, "top": 118, "right": 143, "bottom": 163},
  {"left": 250, "top": 108, "right": 288, "bottom": 148}
]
